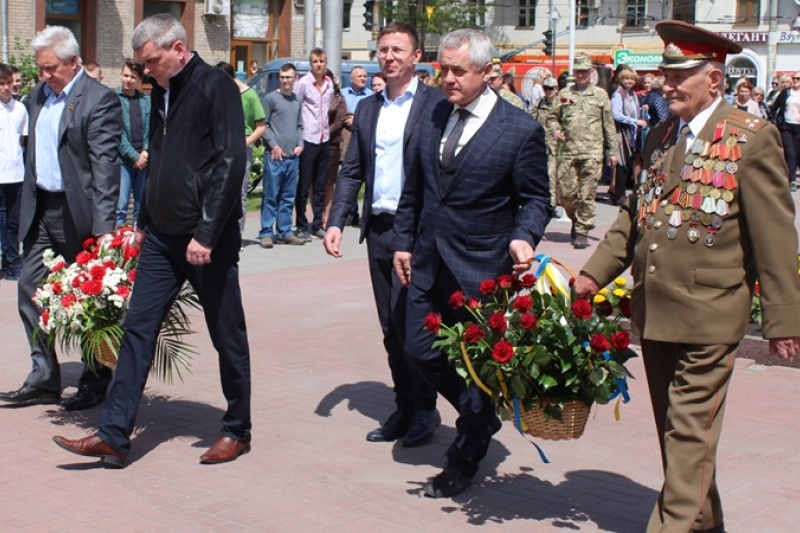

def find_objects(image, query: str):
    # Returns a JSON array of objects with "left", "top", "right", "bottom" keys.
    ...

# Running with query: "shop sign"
[
  {"left": 613, "top": 49, "right": 662, "bottom": 69},
  {"left": 717, "top": 31, "right": 768, "bottom": 43}
]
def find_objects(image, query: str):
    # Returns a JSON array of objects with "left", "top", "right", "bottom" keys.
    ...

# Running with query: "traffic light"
[
  {"left": 543, "top": 30, "right": 553, "bottom": 56},
  {"left": 363, "top": 0, "right": 375, "bottom": 31}
]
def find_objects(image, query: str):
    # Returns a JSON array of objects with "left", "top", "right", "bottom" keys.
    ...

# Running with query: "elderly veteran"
[{"left": 574, "top": 21, "right": 800, "bottom": 533}]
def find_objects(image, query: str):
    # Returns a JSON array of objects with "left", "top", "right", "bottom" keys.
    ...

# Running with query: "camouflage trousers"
[
  {"left": 557, "top": 156, "right": 603, "bottom": 235},
  {"left": 547, "top": 150, "right": 558, "bottom": 207}
]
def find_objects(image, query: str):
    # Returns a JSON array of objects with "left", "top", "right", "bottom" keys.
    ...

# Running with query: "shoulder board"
[{"left": 726, "top": 108, "right": 768, "bottom": 133}]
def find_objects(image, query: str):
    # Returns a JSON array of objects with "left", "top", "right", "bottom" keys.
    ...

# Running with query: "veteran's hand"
[
  {"left": 393, "top": 251, "right": 413, "bottom": 287},
  {"left": 131, "top": 228, "right": 147, "bottom": 249},
  {"left": 186, "top": 238, "right": 212, "bottom": 266},
  {"left": 323, "top": 227, "right": 343, "bottom": 258},
  {"left": 573, "top": 273, "right": 601, "bottom": 301},
  {"left": 769, "top": 338, "right": 800, "bottom": 360},
  {"left": 509, "top": 239, "right": 535, "bottom": 276}
]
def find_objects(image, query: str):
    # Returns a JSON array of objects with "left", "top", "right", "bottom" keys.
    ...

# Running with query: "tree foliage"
[
  {"left": 8, "top": 38, "right": 39, "bottom": 95},
  {"left": 381, "top": 1, "right": 491, "bottom": 54}
]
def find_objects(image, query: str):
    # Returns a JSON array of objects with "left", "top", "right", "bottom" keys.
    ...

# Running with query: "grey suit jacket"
[
  {"left": 20, "top": 73, "right": 123, "bottom": 242},
  {"left": 329, "top": 83, "right": 443, "bottom": 242}
]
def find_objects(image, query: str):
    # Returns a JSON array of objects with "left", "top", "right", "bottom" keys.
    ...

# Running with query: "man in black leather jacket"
[{"left": 53, "top": 14, "right": 253, "bottom": 467}]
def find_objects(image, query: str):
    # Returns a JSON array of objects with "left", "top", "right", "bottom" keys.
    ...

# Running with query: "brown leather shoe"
[
  {"left": 199, "top": 436, "right": 251, "bottom": 464},
  {"left": 52, "top": 434, "right": 126, "bottom": 468}
]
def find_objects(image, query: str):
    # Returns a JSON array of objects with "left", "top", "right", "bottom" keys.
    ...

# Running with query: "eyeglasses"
[
  {"left": 544, "top": 87, "right": 556, "bottom": 90},
  {"left": 772, "top": 82, "right": 779, "bottom": 85},
  {"left": 794, "top": 77, "right": 800, "bottom": 81}
]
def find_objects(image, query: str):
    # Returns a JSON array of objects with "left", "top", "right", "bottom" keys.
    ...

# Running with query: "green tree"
[
  {"left": 8, "top": 38, "right": 38, "bottom": 95},
  {"left": 381, "top": 1, "right": 490, "bottom": 57}
]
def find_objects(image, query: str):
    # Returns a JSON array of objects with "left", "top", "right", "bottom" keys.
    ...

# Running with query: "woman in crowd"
[
  {"left": 641, "top": 75, "right": 670, "bottom": 127},
  {"left": 751, "top": 86, "right": 771, "bottom": 121},
  {"left": 115, "top": 60, "right": 150, "bottom": 227},
  {"left": 733, "top": 80, "right": 760, "bottom": 116},
  {"left": 323, "top": 70, "right": 348, "bottom": 228},
  {"left": 770, "top": 71, "right": 800, "bottom": 192},
  {"left": 609, "top": 67, "right": 647, "bottom": 205}
]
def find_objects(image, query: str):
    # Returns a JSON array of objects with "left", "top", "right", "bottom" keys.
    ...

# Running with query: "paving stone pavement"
[{"left": 0, "top": 192, "right": 798, "bottom": 532}]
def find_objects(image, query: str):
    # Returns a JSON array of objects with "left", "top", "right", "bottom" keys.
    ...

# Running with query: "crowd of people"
[{"left": 0, "top": 14, "right": 799, "bottom": 533}]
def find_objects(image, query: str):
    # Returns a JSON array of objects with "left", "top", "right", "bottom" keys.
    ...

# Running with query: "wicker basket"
[
  {"left": 92, "top": 336, "right": 120, "bottom": 371},
  {"left": 520, "top": 399, "right": 591, "bottom": 441}
]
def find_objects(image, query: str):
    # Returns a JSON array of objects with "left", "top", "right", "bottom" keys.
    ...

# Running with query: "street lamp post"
[{"left": 550, "top": 6, "right": 560, "bottom": 76}]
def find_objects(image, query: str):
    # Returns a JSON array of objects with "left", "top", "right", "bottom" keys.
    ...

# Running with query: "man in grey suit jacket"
[
  {"left": 324, "top": 22, "right": 441, "bottom": 447},
  {"left": 392, "top": 29, "right": 551, "bottom": 498},
  {"left": 0, "top": 26, "right": 122, "bottom": 409}
]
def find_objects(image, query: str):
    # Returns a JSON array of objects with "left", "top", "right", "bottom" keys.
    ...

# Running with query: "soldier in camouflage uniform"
[
  {"left": 547, "top": 54, "right": 618, "bottom": 248},
  {"left": 531, "top": 76, "right": 559, "bottom": 207},
  {"left": 489, "top": 63, "right": 526, "bottom": 110}
]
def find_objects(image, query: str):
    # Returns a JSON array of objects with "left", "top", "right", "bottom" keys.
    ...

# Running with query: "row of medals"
[{"left": 637, "top": 121, "right": 741, "bottom": 247}]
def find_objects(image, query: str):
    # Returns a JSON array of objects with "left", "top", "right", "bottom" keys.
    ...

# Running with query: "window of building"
[
  {"left": 625, "top": 0, "right": 646, "bottom": 27},
  {"left": 232, "top": 0, "right": 270, "bottom": 38},
  {"left": 471, "top": 0, "right": 486, "bottom": 27},
  {"left": 518, "top": 0, "right": 536, "bottom": 28},
  {"left": 135, "top": 0, "right": 196, "bottom": 48},
  {"left": 673, "top": 0, "right": 695, "bottom": 24},
  {"left": 37, "top": 0, "right": 96, "bottom": 61},
  {"left": 343, "top": 1, "right": 352, "bottom": 30},
  {"left": 576, "top": 0, "right": 597, "bottom": 28},
  {"left": 45, "top": 0, "right": 81, "bottom": 40},
  {"left": 735, "top": 0, "right": 759, "bottom": 24}
]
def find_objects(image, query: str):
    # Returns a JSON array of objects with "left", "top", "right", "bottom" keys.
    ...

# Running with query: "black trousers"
[
  {"left": 296, "top": 140, "right": 330, "bottom": 233},
  {"left": 98, "top": 223, "right": 251, "bottom": 455},
  {"left": 18, "top": 193, "right": 111, "bottom": 394},
  {"left": 366, "top": 214, "right": 436, "bottom": 413},
  {"left": 780, "top": 124, "right": 800, "bottom": 184},
  {"left": 404, "top": 262, "right": 496, "bottom": 477}
]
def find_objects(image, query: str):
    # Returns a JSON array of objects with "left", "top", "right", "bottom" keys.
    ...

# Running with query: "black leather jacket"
[{"left": 138, "top": 53, "right": 246, "bottom": 248}]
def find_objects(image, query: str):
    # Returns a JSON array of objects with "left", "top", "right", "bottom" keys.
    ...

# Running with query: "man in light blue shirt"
[{"left": 341, "top": 66, "right": 373, "bottom": 226}]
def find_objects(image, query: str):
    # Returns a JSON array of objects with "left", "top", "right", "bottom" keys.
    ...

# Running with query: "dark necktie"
[{"left": 441, "top": 108, "right": 471, "bottom": 168}]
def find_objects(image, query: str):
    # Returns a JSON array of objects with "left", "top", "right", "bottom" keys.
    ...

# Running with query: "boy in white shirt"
[{"left": 0, "top": 63, "right": 29, "bottom": 280}]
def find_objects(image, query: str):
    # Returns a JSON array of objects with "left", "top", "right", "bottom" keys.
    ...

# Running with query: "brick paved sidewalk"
[{"left": 0, "top": 197, "right": 797, "bottom": 532}]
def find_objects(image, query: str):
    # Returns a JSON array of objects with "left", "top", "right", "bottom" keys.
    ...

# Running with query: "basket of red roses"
[{"left": 426, "top": 255, "right": 635, "bottom": 441}]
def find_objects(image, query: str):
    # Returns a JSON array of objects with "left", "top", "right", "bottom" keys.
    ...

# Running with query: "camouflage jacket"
[
  {"left": 546, "top": 84, "right": 617, "bottom": 159},
  {"left": 531, "top": 98, "right": 557, "bottom": 154}
]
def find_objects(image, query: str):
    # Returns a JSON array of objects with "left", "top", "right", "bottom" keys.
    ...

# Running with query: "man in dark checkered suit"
[{"left": 392, "top": 29, "right": 551, "bottom": 498}]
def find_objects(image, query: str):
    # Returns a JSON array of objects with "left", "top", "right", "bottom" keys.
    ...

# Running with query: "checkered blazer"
[{"left": 392, "top": 95, "right": 552, "bottom": 296}]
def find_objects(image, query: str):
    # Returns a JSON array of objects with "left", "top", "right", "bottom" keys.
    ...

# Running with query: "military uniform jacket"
[
  {"left": 531, "top": 98, "right": 557, "bottom": 155},
  {"left": 583, "top": 100, "right": 800, "bottom": 344},
  {"left": 546, "top": 84, "right": 617, "bottom": 159}
]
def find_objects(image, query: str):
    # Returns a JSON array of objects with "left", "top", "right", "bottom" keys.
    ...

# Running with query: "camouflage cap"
[
  {"left": 573, "top": 54, "right": 592, "bottom": 71},
  {"left": 543, "top": 77, "right": 558, "bottom": 89},
  {"left": 656, "top": 20, "right": 743, "bottom": 71},
  {"left": 489, "top": 63, "right": 503, "bottom": 78}
]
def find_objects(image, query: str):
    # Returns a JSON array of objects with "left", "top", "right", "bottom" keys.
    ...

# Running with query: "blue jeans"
[
  {"left": 117, "top": 163, "right": 147, "bottom": 227},
  {"left": 260, "top": 155, "right": 299, "bottom": 238}
]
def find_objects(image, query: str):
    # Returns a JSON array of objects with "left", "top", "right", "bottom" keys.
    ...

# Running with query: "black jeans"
[
  {"left": 296, "top": 140, "right": 330, "bottom": 233},
  {"left": 781, "top": 124, "right": 800, "bottom": 184},
  {"left": 98, "top": 223, "right": 251, "bottom": 455}
]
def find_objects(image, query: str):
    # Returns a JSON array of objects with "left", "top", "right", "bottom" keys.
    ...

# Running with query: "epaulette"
[{"left": 726, "top": 109, "right": 767, "bottom": 133}]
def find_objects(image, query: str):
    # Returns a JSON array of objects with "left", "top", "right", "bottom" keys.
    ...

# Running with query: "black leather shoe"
[
  {"left": 403, "top": 409, "right": 441, "bottom": 448},
  {"left": 0, "top": 385, "right": 60, "bottom": 407},
  {"left": 366, "top": 410, "right": 411, "bottom": 442},
  {"left": 423, "top": 467, "right": 473, "bottom": 498},
  {"left": 61, "top": 389, "right": 106, "bottom": 411}
]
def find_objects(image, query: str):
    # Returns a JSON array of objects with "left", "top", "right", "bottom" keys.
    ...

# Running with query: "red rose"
[
  {"left": 519, "top": 273, "right": 537, "bottom": 288},
  {"left": 492, "top": 339, "right": 514, "bottom": 363},
  {"left": 560, "top": 97, "right": 568, "bottom": 103},
  {"left": 90, "top": 265, "right": 107, "bottom": 279},
  {"left": 449, "top": 290, "right": 467, "bottom": 309},
  {"left": 595, "top": 300, "right": 613, "bottom": 317},
  {"left": 50, "top": 260, "right": 66, "bottom": 272},
  {"left": 487, "top": 311, "right": 507, "bottom": 333},
  {"left": 519, "top": 313, "right": 537, "bottom": 330},
  {"left": 115, "top": 286, "right": 131, "bottom": 298},
  {"left": 110, "top": 234, "right": 125, "bottom": 249},
  {"left": 512, "top": 295, "right": 533, "bottom": 313},
  {"left": 71, "top": 275, "right": 83, "bottom": 288},
  {"left": 104, "top": 260, "right": 117, "bottom": 270},
  {"left": 52, "top": 281, "right": 62, "bottom": 295},
  {"left": 41, "top": 309, "right": 49, "bottom": 326},
  {"left": 571, "top": 299, "right": 593, "bottom": 319},
  {"left": 611, "top": 331, "right": 631, "bottom": 351},
  {"left": 82, "top": 237, "right": 96, "bottom": 250},
  {"left": 754, "top": 282, "right": 760, "bottom": 295},
  {"left": 423, "top": 312, "right": 442, "bottom": 333},
  {"left": 463, "top": 324, "right": 485, "bottom": 344},
  {"left": 466, "top": 298, "right": 481, "bottom": 310},
  {"left": 619, "top": 296, "right": 631, "bottom": 318},
  {"left": 123, "top": 244, "right": 139, "bottom": 261},
  {"left": 590, "top": 333, "right": 610, "bottom": 353},
  {"left": 496, "top": 274, "right": 514, "bottom": 289},
  {"left": 61, "top": 293, "right": 76, "bottom": 307},
  {"left": 75, "top": 251, "right": 92, "bottom": 265},
  {"left": 80, "top": 279, "right": 103, "bottom": 296},
  {"left": 129, "top": 269, "right": 137, "bottom": 283},
  {"left": 479, "top": 279, "right": 497, "bottom": 296},
  {"left": 569, "top": 277, "right": 576, "bottom": 287}
]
